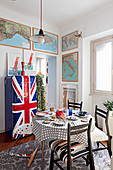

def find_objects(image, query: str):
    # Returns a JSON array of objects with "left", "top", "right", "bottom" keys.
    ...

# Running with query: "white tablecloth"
[{"left": 32, "top": 113, "right": 95, "bottom": 146}]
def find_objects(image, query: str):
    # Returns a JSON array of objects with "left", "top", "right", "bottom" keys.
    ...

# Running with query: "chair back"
[
  {"left": 95, "top": 105, "right": 110, "bottom": 136},
  {"left": 68, "top": 100, "right": 83, "bottom": 111},
  {"left": 67, "top": 119, "right": 93, "bottom": 169}
]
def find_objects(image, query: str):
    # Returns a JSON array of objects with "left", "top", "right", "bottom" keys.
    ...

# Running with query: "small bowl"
[
  {"left": 79, "top": 111, "right": 87, "bottom": 116},
  {"left": 43, "top": 120, "right": 51, "bottom": 124},
  {"left": 79, "top": 113, "right": 86, "bottom": 116}
]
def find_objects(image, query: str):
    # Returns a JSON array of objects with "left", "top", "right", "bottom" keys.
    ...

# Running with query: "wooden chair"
[
  {"left": 68, "top": 100, "right": 83, "bottom": 111},
  {"left": 91, "top": 105, "right": 111, "bottom": 157},
  {"left": 49, "top": 119, "right": 95, "bottom": 170}
]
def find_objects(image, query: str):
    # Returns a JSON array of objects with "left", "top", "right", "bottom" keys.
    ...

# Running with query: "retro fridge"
[{"left": 5, "top": 76, "right": 37, "bottom": 139}]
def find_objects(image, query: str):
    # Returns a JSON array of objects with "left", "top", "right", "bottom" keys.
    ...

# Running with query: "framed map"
[
  {"left": 62, "top": 52, "right": 78, "bottom": 82},
  {"left": 7, "top": 53, "right": 22, "bottom": 76},
  {"left": 32, "top": 27, "right": 58, "bottom": 55},
  {"left": 0, "top": 17, "right": 31, "bottom": 49},
  {"left": 62, "top": 30, "right": 78, "bottom": 52}
]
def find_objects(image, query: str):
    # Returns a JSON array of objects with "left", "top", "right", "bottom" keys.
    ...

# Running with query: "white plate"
[
  {"left": 79, "top": 114, "right": 88, "bottom": 118},
  {"left": 81, "top": 118, "right": 88, "bottom": 122},
  {"left": 67, "top": 116, "right": 78, "bottom": 120},
  {"left": 53, "top": 119, "right": 66, "bottom": 126},
  {"left": 36, "top": 113, "right": 47, "bottom": 117}
]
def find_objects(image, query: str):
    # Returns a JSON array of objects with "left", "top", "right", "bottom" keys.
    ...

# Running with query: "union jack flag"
[{"left": 12, "top": 76, "right": 37, "bottom": 139}]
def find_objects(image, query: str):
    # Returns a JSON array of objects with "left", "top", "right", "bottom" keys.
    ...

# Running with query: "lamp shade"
[{"left": 30, "top": 29, "right": 53, "bottom": 44}]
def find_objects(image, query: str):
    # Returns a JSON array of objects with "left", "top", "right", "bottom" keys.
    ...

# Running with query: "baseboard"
[{"left": 0, "top": 129, "right": 5, "bottom": 133}]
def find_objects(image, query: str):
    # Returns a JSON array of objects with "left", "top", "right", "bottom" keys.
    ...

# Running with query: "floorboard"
[
  {"left": 0, "top": 132, "right": 107, "bottom": 153},
  {"left": 0, "top": 132, "right": 35, "bottom": 152}
]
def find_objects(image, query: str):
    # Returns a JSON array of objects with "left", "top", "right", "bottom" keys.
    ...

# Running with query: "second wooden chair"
[
  {"left": 68, "top": 100, "right": 83, "bottom": 111},
  {"left": 91, "top": 105, "right": 111, "bottom": 157}
]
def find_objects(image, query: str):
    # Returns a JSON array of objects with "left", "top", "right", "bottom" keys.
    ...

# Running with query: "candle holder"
[{"left": 21, "top": 62, "right": 25, "bottom": 76}]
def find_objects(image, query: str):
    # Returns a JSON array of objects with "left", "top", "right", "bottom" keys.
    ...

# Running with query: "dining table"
[
  {"left": 32, "top": 110, "right": 95, "bottom": 149},
  {"left": 32, "top": 109, "right": 113, "bottom": 169}
]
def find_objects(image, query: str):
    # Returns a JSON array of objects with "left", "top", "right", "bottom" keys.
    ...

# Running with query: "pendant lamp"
[{"left": 30, "top": 0, "right": 53, "bottom": 44}]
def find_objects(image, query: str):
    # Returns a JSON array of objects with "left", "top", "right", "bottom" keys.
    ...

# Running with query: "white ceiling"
[{"left": 0, "top": 0, "right": 112, "bottom": 28}]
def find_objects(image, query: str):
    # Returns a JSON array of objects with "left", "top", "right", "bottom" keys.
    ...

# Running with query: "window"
[{"left": 90, "top": 36, "right": 113, "bottom": 96}]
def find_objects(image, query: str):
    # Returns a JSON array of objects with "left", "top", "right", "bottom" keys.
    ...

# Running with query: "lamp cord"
[{"left": 40, "top": 0, "right": 42, "bottom": 29}]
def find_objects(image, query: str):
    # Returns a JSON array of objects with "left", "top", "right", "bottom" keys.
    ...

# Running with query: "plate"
[
  {"left": 36, "top": 112, "right": 47, "bottom": 117},
  {"left": 43, "top": 120, "right": 51, "bottom": 124},
  {"left": 81, "top": 118, "right": 88, "bottom": 122},
  {"left": 67, "top": 116, "right": 78, "bottom": 121},
  {"left": 53, "top": 119, "right": 66, "bottom": 126}
]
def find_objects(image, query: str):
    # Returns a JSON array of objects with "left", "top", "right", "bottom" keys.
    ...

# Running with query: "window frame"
[{"left": 90, "top": 35, "right": 113, "bottom": 96}]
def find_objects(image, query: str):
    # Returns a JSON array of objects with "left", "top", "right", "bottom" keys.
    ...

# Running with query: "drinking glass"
[
  {"left": 69, "top": 109, "right": 72, "bottom": 116},
  {"left": 49, "top": 103, "right": 55, "bottom": 112}
]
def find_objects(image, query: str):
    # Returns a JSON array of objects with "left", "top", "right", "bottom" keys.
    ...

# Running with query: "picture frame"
[
  {"left": 7, "top": 53, "right": 22, "bottom": 76},
  {"left": 0, "top": 17, "right": 31, "bottom": 50},
  {"left": 32, "top": 27, "right": 58, "bottom": 55},
  {"left": 24, "top": 50, "right": 36, "bottom": 76},
  {"left": 62, "top": 30, "right": 78, "bottom": 52},
  {"left": 62, "top": 52, "right": 78, "bottom": 82}
]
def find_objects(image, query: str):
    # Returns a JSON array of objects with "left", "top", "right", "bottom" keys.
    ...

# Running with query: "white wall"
[
  {"left": 0, "top": 6, "right": 60, "bottom": 132},
  {"left": 83, "top": 29, "right": 113, "bottom": 127},
  {"left": 1, "top": 2, "right": 113, "bottom": 132},
  {"left": 60, "top": 2, "right": 113, "bottom": 126},
  {"left": 61, "top": 2, "right": 113, "bottom": 38},
  {"left": 48, "top": 57, "right": 57, "bottom": 109}
]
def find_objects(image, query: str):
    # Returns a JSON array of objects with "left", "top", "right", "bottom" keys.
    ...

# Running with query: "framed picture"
[
  {"left": 62, "top": 30, "right": 78, "bottom": 52},
  {"left": 62, "top": 84, "right": 78, "bottom": 108},
  {"left": 0, "top": 17, "right": 31, "bottom": 50},
  {"left": 7, "top": 53, "right": 22, "bottom": 76},
  {"left": 62, "top": 52, "right": 78, "bottom": 82},
  {"left": 24, "top": 50, "right": 36, "bottom": 75},
  {"left": 32, "top": 27, "right": 58, "bottom": 55}
]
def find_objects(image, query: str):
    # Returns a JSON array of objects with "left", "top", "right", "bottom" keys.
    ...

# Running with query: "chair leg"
[
  {"left": 50, "top": 150, "right": 54, "bottom": 170},
  {"left": 89, "top": 152, "right": 95, "bottom": 170},
  {"left": 97, "top": 142, "right": 99, "bottom": 147},
  {"left": 86, "top": 155, "right": 89, "bottom": 166},
  {"left": 107, "top": 139, "right": 112, "bottom": 157}
]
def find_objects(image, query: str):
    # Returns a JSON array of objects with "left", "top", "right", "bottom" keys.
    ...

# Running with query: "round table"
[{"left": 32, "top": 113, "right": 95, "bottom": 146}]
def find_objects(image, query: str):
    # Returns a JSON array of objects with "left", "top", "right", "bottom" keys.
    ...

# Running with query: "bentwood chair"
[
  {"left": 68, "top": 100, "right": 83, "bottom": 111},
  {"left": 91, "top": 105, "right": 111, "bottom": 157},
  {"left": 49, "top": 119, "right": 95, "bottom": 170}
]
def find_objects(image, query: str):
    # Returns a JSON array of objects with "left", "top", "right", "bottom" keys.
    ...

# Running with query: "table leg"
[
  {"left": 42, "top": 140, "right": 45, "bottom": 153},
  {"left": 41, "top": 140, "right": 45, "bottom": 170}
]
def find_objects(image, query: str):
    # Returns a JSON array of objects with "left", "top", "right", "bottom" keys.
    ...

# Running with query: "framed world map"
[
  {"left": 0, "top": 17, "right": 31, "bottom": 49},
  {"left": 62, "top": 30, "right": 78, "bottom": 52},
  {"left": 32, "top": 27, "right": 58, "bottom": 55},
  {"left": 62, "top": 52, "right": 78, "bottom": 82}
]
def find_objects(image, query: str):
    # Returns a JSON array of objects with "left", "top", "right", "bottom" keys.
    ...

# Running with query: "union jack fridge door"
[{"left": 12, "top": 76, "right": 37, "bottom": 139}]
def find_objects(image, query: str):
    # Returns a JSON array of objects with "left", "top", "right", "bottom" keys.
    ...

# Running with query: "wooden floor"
[
  {"left": 0, "top": 132, "right": 107, "bottom": 153},
  {"left": 0, "top": 132, "right": 35, "bottom": 152}
]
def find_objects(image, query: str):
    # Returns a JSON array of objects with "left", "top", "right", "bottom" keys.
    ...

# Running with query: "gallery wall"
[
  {"left": 60, "top": 1, "right": 113, "bottom": 123},
  {"left": 0, "top": 5, "right": 60, "bottom": 132}
]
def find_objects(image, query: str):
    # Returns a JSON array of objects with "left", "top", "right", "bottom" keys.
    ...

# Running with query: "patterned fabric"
[
  {"left": 32, "top": 118, "right": 88, "bottom": 145},
  {"left": 49, "top": 139, "right": 89, "bottom": 164}
]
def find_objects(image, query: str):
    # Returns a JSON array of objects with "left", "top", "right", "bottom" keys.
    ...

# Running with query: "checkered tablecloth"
[{"left": 32, "top": 114, "right": 95, "bottom": 146}]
